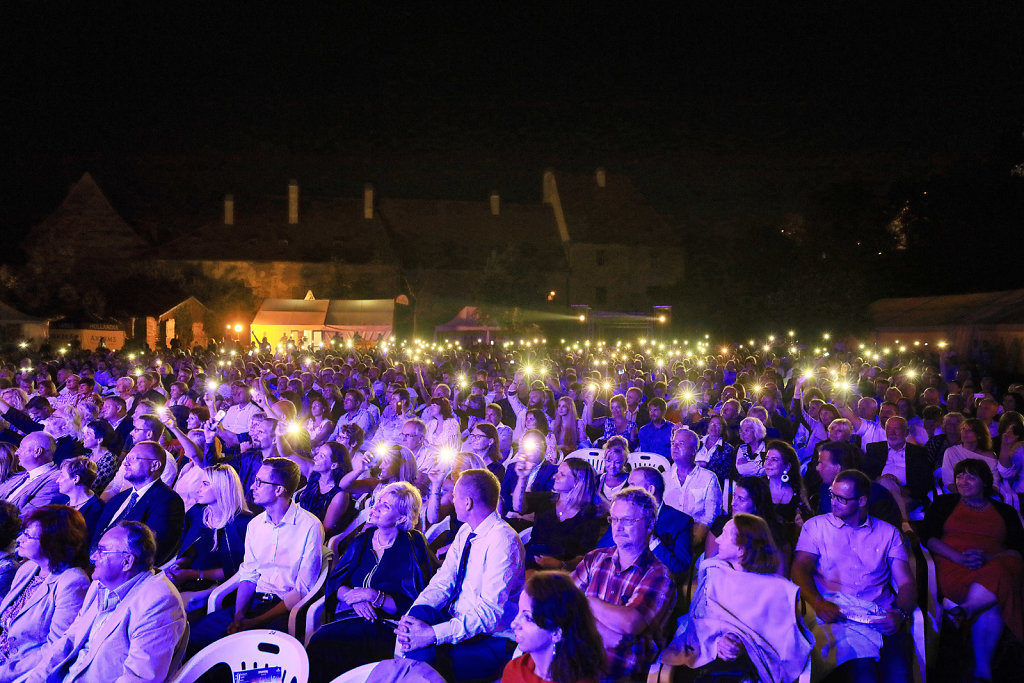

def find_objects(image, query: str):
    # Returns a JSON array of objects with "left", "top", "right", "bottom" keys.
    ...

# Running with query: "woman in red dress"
[{"left": 923, "top": 457, "right": 1024, "bottom": 683}]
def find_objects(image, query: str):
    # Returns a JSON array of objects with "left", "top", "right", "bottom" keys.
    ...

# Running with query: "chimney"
[
  {"left": 364, "top": 183, "right": 374, "bottom": 220},
  {"left": 223, "top": 194, "right": 234, "bottom": 225},
  {"left": 288, "top": 180, "right": 299, "bottom": 225},
  {"left": 489, "top": 191, "right": 500, "bottom": 216},
  {"left": 595, "top": 167, "right": 606, "bottom": 188}
]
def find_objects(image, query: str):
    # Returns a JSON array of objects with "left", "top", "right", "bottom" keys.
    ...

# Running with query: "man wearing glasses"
[
  {"left": 571, "top": 487, "right": 675, "bottom": 682},
  {"left": 792, "top": 469, "right": 916, "bottom": 682},
  {"left": 91, "top": 440, "right": 185, "bottom": 566},
  {"left": 31, "top": 522, "right": 188, "bottom": 683},
  {"left": 187, "top": 457, "right": 324, "bottom": 656}
]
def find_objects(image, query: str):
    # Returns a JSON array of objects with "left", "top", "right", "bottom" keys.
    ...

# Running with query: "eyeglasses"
[
  {"left": 609, "top": 516, "right": 644, "bottom": 527},
  {"left": 829, "top": 490, "right": 858, "bottom": 505},
  {"left": 91, "top": 546, "right": 129, "bottom": 557},
  {"left": 19, "top": 530, "right": 39, "bottom": 540},
  {"left": 253, "top": 477, "right": 281, "bottom": 488},
  {"left": 468, "top": 433, "right": 487, "bottom": 439}
]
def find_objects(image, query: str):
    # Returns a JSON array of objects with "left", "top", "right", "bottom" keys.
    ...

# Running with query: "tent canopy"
[{"left": 252, "top": 297, "right": 395, "bottom": 340}]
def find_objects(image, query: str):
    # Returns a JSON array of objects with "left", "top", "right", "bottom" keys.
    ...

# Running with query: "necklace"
[{"left": 961, "top": 497, "right": 989, "bottom": 511}]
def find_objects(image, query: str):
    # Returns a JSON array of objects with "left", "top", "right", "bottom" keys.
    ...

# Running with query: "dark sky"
[{"left": 3, "top": 2, "right": 1023, "bottom": 254}]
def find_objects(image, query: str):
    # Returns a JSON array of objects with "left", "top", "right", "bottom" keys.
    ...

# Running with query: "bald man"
[
  {"left": 0, "top": 431, "right": 62, "bottom": 513},
  {"left": 91, "top": 441, "right": 185, "bottom": 565}
]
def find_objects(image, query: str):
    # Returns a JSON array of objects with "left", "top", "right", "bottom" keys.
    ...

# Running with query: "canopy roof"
[
  {"left": 435, "top": 306, "right": 498, "bottom": 332},
  {"left": 252, "top": 297, "right": 396, "bottom": 338},
  {"left": 868, "top": 289, "right": 1024, "bottom": 328}
]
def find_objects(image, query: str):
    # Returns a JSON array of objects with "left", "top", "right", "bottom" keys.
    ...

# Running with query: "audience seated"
[
  {"left": 505, "top": 570, "right": 607, "bottom": 683},
  {"left": 397, "top": 468, "right": 524, "bottom": 682},
  {"left": 294, "top": 441, "right": 353, "bottom": 536},
  {"left": 187, "top": 457, "right": 324, "bottom": 655},
  {"left": 54, "top": 456, "right": 105, "bottom": 536},
  {"left": 0, "top": 502, "right": 21, "bottom": 598},
  {"left": 0, "top": 432, "right": 62, "bottom": 513},
  {"left": 792, "top": 469, "right": 916, "bottom": 683},
  {"left": 308, "top": 481, "right": 436, "bottom": 682},
  {"left": 922, "top": 457, "right": 1024, "bottom": 682},
  {"left": 31, "top": 521, "right": 187, "bottom": 683},
  {"left": 572, "top": 487, "right": 675, "bottom": 682},
  {"left": 0, "top": 505, "right": 91, "bottom": 681},
  {"left": 91, "top": 441, "right": 185, "bottom": 566},
  {"left": 513, "top": 458, "right": 605, "bottom": 572}
]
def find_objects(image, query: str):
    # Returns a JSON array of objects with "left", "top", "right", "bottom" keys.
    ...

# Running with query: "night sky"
[{"left": 3, "top": 3, "right": 1023, "bottom": 276}]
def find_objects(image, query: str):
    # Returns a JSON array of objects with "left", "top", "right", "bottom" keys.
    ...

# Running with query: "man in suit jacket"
[
  {"left": 862, "top": 417, "right": 933, "bottom": 510},
  {"left": 498, "top": 430, "right": 557, "bottom": 517},
  {"left": 31, "top": 522, "right": 187, "bottom": 683},
  {"left": 91, "top": 441, "right": 185, "bottom": 566},
  {"left": 0, "top": 432, "right": 62, "bottom": 513},
  {"left": 597, "top": 467, "right": 694, "bottom": 575},
  {"left": 99, "top": 397, "right": 133, "bottom": 455}
]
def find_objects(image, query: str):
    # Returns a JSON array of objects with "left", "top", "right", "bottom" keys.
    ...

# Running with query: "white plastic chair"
[
  {"left": 628, "top": 451, "right": 672, "bottom": 474},
  {"left": 565, "top": 448, "right": 605, "bottom": 472},
  {"left": 207, "top": 546, "right": 333, "bottom": 644},
  {"left": 303, "top": 595, "right": 327, "bottom": 646},
  {"left": 288, "top": 546, "right": 334, "bottom": 643},
  {"left": 171, "top": 629, "right": 308, "bottom": 683},
  {"left": 425, "top": 515, "right": 452, "bottom": 544},
  {"left": 328, "top": 507, "right": 370, "bottom": 559}
]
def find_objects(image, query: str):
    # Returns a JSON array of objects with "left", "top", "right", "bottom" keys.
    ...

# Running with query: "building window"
[
  {"left": 595, "top": 287, "right": 607, "bottom": 305},
  {"left": 595, "top": 250, "right": 606, "bottom": 266}
]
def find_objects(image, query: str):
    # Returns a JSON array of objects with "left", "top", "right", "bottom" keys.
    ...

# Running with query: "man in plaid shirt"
[{"left": 572, "top": 487, "right": 676, "bottom": 682}]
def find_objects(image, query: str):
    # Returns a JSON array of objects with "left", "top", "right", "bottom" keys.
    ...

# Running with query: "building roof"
[
  {"left": 22, "top": 173, "right": 150, "bottom": 261},
  {"left": 377, "top": 197, "right": 564, "bottom": 270},
  {"left": 0, "top": 301, "right": 47, "bottom": 324},
  {"left": 868, "top": 289, "right": 1024, "bottom": 328},
  {"left": 551, "top": 170, "right": 679, "bottom": 246},
  {"left": 159, "top": 195, "right": 395, "bottom": 264}
]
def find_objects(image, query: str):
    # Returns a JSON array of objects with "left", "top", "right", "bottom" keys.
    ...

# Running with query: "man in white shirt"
[
  {"left": 397, "top": 468, "right": 524, "bottom": 682},
  {"left": 840, "top": 397, "right": 886, "bottom": 447},
  {"left": 219, "top": 381, "right": 264, "bottom": 440},
  {"left": 399, "top": 418, "right": 438, "bottom": 474},
  {"left": 187, "top": 456, "right": 324, "bottom": 655},
  {"left": 329, "top": 389, "right": 374, "bottom": 441},
  {"left": 663, "top": 427, "right": 722, "bottom": 546}
]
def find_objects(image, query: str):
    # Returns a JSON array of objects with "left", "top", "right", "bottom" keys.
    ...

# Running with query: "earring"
[{"left": 781, "top": 472, "right": 790, "bottom": 483}]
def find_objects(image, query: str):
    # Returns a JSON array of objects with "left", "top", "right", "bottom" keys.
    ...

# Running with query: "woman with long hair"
[
  {"left": 705, "top": 476, "right": 788, "bottom": 575},
  {"left": 305, "top": 394, "right": 335, "bottom": 450},
  {"left": 423, "top": 396, "right": 461, "bottom": 451},
  {"left": 0, "top": 444, "right": 19, "bottom": 490},
  {"left": 295, "top": 442, "right": 353, "bottom": 536},
  {"left": 513, "top": 458, "right": 605, "bottom": 572},
  {"left": 0, "top": 505, "right": 90, "bottom": 681},
  {"left": 763, "top": 441, "right": 811, "bottom": 525},
  {"left": 550, "top": 396, "right": 586, "bottom": 457},
  {"left": 504, "top": 571, "right": 606, "bottom": 683},
  {"left": 666, "top": 513, "right": 812, "bottom": 682},
  {"left": 165, "top": 464, "right": 253, "bottom": 601}
]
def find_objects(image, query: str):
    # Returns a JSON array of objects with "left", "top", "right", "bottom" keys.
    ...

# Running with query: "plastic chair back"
[
  {"left": 628, "top": 452, "right": 672, "bottom": 474},
  {"left": 565, "top": 448, "right": 605, "bottom": 472},
  {"left": 171, "top": 629, "right": 308, "bottom": 683}
]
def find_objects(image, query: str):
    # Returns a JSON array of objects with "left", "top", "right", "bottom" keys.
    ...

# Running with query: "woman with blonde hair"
[
  {"left": 550, "top": 396, "right": 587, "bottom": 457},
  {"left": 308, "top": 481, "right": 436, "bottom": 682},
  {"left": 165, "top": 464, "right": 253, "bottom": 602}
]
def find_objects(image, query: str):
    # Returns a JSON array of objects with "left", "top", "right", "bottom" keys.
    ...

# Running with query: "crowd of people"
[{"left": 0, "top": 335, "right": 1018, "bottom": 682}]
